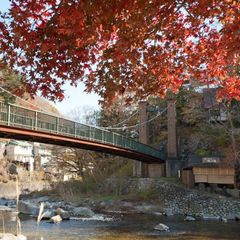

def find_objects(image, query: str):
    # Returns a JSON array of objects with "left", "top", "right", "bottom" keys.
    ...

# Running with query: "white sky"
[
  {"left": 54, "top": 83, "right": 100, "bottom": 114},
  {"left": 0, "top": 0, "right": 100, "bottom": 115}
]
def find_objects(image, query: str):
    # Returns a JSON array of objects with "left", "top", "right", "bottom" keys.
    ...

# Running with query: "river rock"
[
  {"left": 55, "top": 208, "right": 70, "bottom": 220},
  {"left": 51, "top": 201, "right": 65, "bottom": 209},
  {"left": 0, "top": 206, "right": 18, "bottom": 222},
  {"left": 202, "top": 214, "right": 220, "bottom": 221},
  {"left": 18, "top": 200, "right": 38, "bottom": 216},
  {"left": 33, "top": 196, "right": 49, "bottom": 203},
  {"left": 184, "top": 216, "right": 196, "bottom": 221},
  {"left": 221, "top": 217, "right": 228, "bottom": 223},
  {"left": 0, "top": 198, "right": 8, "bottom": 206},
  {"left": 134, "top": 205, "right": 158, "bottom": 214},
  {"left": 153, "top": 212, "right": 163, "bottom": 216},
  {"left": 235, "top": 213, "right": 240, "bottom": 220},
  {"left": 121, "top": 201, "right": 134, "bottom": 208},
  {"left": 6, "top": 200, "right": 16, "bottom": 208},
  {"left": 225, "top": 214, "right": 236, "bottom": 221},
  {"left": 16, "top": 235, "right": 27, "bottom": 240},
  {"left": 41, "top": 210, "right": 55, "bottom": 220},
  {"left": 99, "top": 200, "right": 114, "bottom": 208},
  {"left": 44, "top": 201, "right": 52, "bottom": 209},
  {"left": 72, "top": 207, "right": 94, "bottom": 217},
  {"left": 164, "top": 208, "right": 174, "bottom": 216},
  {"left": 0, "top": 233, "right": 14, "bottom": 240},
  {"left": 154, "top": 223, "right": 170, "bottom": 231},
  {"left": 50, "top": 215, "right": 62, "bottom": 223},
  {"left": 0, "top": 233, "right": 27, "bottom": 240}
]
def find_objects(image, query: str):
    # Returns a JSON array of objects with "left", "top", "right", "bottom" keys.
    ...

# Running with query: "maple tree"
[
  {"left": 0, "top": 0, "right": 239, "bottom": 102},
  {"left": 0, "top": 65, "right": 27, "bottom": 102}
]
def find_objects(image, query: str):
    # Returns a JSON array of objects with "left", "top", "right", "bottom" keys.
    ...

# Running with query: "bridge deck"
[{"left": 0, "top": 102, "right": 165, "bottom": 163}]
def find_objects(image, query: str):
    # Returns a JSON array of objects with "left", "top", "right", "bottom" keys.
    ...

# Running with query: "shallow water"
[{"left": 1, "top": 213, "right": 240, "bottom": 240}]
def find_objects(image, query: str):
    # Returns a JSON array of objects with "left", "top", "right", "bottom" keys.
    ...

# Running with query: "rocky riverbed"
[
  {"left": 1, "top": 210, "right": 240, "bottom": 240},
  {"left": 95, "top": 178, "right": 240, "bottom": 221},
  {"left": 1, "top": 178, "right": 240, "bottom": 239},
  {"left": 1, "top": 178, "right": 240, "bottom": 223}
]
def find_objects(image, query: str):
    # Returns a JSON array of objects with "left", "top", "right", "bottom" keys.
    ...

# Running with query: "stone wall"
[{"left": 99, "top": 178, "right": 240, "bottom": 219}]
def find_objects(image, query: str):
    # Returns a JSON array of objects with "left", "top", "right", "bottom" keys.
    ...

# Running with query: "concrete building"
[
  {"left": 6, "top": 140, "right": 34, "bottom": 171},
  {"left": 33, "top": 143, "right": 52, "bottom": 167},
  {"left": 2, "top": 140, "right": 53, "bottom": 172}
]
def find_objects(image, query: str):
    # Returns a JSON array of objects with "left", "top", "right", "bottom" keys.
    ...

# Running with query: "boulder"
[
  {"left": 121, "top": 201, "right": 134, "bottom": 208},
  {"left": 51, "top": 201, "right": 65, "bottom": 209},
  {"left": 41, "top": 210, "right": 55, "bottom": 220},
  {"left": 99, "top": 200, "right": 114, "bottom": 208},
  {"left": 71, "top": 207, "right": 94, "bottom": 217},
  {"left": 18, "top": 201, "right": 38, "bottom": 216},
  {"left": 32, "top": 196, "right": 49, "bottom": 203},
  {"left": 154, "top": 223, "right": 170, "bottom": 232},
  {"left": 184, "top": 216, "right": 196, "bottom": 221},
  {"left": 163, "top": 208, "right": 174, "bottom": 216},
  {"left": 44, "top": 202, "right": 52, "bottom": 209},
  {"left": 134, "top": 205, "right": 158, "bottom": 214},
  {"left": 16, "top": 235, "right": 27, "bottom": 240},
  {"left": 0, "top": 233, "right": 27, "bottom": 240},
  {"left": 6, "top": 200, "right": 16, "bottom": 208},
  {"left": 221, "top": 217, "right": 228, "bottom": 223},
  {"left": 0, "top": 233, "right": 16, "bottom": 240},
  {"left": 50, "top": 215, "right": 62, "bottom": 223},
  {"left": 153, "top": 212, "right": 163, "bottom": 216},
  {"left": 8, "top": 164, "right": 17, "bottom": 175},
  {"left": 55, "top": 208, "right": 70, "bottom": 220},
  {"left": 0, "top": 198, "right": 8, "bottom": 206},
  {"left": 225, "top": 214, "right": 236, "bottom": 221},
  {"left": 0, "top": 206, "right": 18, "bottom": 222}
]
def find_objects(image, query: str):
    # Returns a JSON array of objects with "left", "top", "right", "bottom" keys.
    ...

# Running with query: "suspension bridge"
[{"left": 0, "top": 101, "right": 166, "bottom": 163}]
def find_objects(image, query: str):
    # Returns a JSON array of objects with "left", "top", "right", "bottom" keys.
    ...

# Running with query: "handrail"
[{"left": 0, "top": 102, "right": 165, "bottom": 160}]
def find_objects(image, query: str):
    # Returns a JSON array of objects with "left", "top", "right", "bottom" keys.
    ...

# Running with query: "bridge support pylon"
[
  {"left": 133, "top": 101, "right": 166, "bottom": 178},
  {"left": 133, "top": 101, "right": 149, "bottom": 177},
  {"left": 166, "top": 97, "right": 179, "bottom": 177},
  {"left": 133, "top": 161, "right": 148, "bottom": 177}
]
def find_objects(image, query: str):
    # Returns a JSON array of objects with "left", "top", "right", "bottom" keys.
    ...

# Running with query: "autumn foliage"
[{"left": 0, "top": 0, "right": 239, "bottom": 102}]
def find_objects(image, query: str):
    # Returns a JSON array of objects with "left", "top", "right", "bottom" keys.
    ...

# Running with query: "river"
[{"left": 1, "top": 213, "right": 240, "bottom": 240}]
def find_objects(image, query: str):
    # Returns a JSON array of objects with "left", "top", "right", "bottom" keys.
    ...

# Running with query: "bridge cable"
[
  {"left": 0, "top": 86, "right": 139, "bottom": 128},
  {"left": 0, "top": 86, "right": 138, "bottom": 124},
  {"left": 0, "top": 86, "right": 167, "bottom": 132},
  {"left": 104, "top": 110, "right": 139, "bottom": 128},
  {"left": 0, "top": 86, "right": 55, "bottom": 115},
  {"left": 0, "top": 86, "right": 139, "bottom": 130},
  {"left": 100, "top": 107, "right": 167, "bottom": 130}
]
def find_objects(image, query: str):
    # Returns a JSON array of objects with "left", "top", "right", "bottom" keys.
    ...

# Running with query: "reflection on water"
[{"left": 1, "top": 213, "right": 240, "bottom": 240}]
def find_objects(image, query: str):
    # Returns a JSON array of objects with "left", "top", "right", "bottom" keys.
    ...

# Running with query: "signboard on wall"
[{"left": 202, "top": 157, "right": 220, "bottom": 164}]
